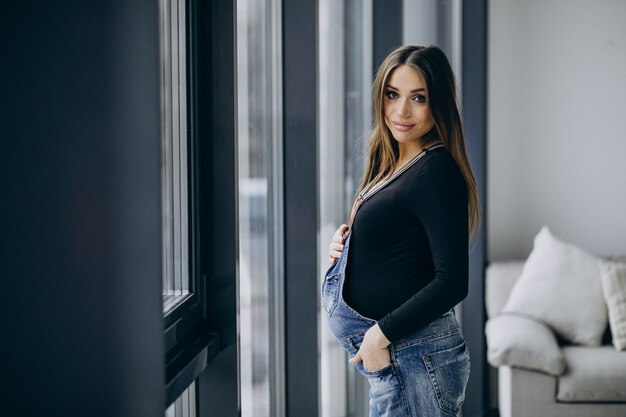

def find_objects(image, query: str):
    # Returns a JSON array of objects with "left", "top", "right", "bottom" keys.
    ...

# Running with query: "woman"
[{"left": 321, "top": 45, "right": 481, "bottom": 417}]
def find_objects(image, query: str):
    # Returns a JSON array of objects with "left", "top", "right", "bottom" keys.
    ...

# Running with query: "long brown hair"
[{"left": 358, "top": 45, "right": 481, "bottom": 240}]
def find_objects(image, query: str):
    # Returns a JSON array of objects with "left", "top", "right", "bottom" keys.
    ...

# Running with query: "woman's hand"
[
  {"left": 328, "top": 224, "right": 349, "bottom": 265},
  {"left": 349, "top": 323, "right": 392, "bottom": 372}
]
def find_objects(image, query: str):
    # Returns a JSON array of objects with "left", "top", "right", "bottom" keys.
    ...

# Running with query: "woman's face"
[{"left": 383, "top": 64, "right": 435, "bottom": 146}]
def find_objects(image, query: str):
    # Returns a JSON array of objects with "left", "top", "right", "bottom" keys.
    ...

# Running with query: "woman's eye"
[
  {"left": 385, "top": 91, "right": 398, "bottom": 99},
  {"left": 413, "top": 95, "right": 426, "bottom": 103}
]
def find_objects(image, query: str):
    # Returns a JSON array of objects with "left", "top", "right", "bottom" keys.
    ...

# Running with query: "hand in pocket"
[{"left": 349, "top": 323, "right": 392, "bottom": 372}]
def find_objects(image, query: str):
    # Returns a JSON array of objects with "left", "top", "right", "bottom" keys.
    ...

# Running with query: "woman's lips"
[{"left": 392, "top": 121, "right": 415, "bottom": 132}]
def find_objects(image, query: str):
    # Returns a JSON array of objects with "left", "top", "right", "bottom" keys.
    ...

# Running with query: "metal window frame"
[
  {"left": 161, "top": 0, "right": 192, "bottom": 316},
  {"left": 282, "top": 0, "right": 320, "bottom": 415},
  {"left": 194, "top": 0, "right": 240, "bottom": 416},
  {"left": 160, "top": 0, "right": 201, "bottom": 335},
  {"left": 373, "top": 0, "right": 403, "bottom": 72},
  {"left": 163, "top": 0, "right": 227, "bottom": 408},
  {"left": 461, "top": 0, "right": 489, "bottom": 416}
]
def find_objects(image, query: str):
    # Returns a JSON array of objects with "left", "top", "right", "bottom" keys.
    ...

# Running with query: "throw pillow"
[
  {"left": 598, "top": 259, "right": 626, "bottom": 350},
  {"left": 485, "top": 314, "right": 565, "bottom": 376},
  {"left": 501, "top": 225, "right": 608, "bottom": 346}
]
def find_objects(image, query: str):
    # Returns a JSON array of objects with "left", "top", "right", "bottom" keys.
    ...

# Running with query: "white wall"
[{"left": 489, "top": 0, "right": 626, "bottom": 261}]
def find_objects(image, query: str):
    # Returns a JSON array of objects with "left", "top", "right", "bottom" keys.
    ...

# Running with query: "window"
[
  {"left": 237, "top": 0, "right": 285, "bottom": 415},
  {"left": 319, "top": 0, "right": 373, "bottom": 415},
  {"left": 402, "top": 0, "right": 462, "bottom": 86},
  {"left": 161, "top": 0, "right": 191, "bottom": 315},
  {"left": 160, "top": 0, "right": 219, "bottom": 410}
]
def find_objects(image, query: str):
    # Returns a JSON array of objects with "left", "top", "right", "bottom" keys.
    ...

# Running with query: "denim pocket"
[
  {"left": 341, "top": 332, "right": 394, "bottom": 378},
  {"left": 321, "top": 273, "right": 339, "bottom": 316},
  {"left": 421, "top": 338, "right": 470, "bottom": 416}
]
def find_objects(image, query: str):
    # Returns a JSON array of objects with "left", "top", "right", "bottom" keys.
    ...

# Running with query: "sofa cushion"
[
  {"left": 501, "top": 225, "right": 608, "bottom": 346},
  {"left": 557, "top": 346, "right": 626, "bottom": 402},
  {"left": 485, "top": 314, "right": 565, "bottom": 376},
  {"left": 599, "top": 259, "right": 626, "bottom": 350},
  {"left": 485, "top": 261, "right": 524, "bottom": 319}
]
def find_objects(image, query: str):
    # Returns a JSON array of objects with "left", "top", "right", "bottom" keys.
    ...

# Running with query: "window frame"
[
  {"left": 161, "top": 0, "right": 222, "bottom": 408},
  {"left": 160, "top": 0, "right": 192, "bottom": 317},
  {"left": 160, "top": 0, "right": 202, "bottom": 346}
]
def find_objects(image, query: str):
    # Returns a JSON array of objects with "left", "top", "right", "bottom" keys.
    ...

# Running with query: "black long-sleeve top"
[{"left": 343, "top": 146, "right": 469, "bottom": 343}]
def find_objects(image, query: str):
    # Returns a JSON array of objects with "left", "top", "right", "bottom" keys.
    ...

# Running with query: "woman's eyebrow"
[{"left": 384, "top": 84, "right": 426, "bottom": 93}]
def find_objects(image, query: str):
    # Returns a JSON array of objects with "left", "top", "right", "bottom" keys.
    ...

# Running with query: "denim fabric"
[{"left": 322, "top": 233, "right": 471, "bottom": 417}]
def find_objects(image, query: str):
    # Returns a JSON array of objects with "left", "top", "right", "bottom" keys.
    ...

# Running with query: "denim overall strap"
[{"left": 343, "top": 142, "right": 445, "bottom": 240}]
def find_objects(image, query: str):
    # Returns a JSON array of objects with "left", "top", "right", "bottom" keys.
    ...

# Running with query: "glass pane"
[
  {"left": 160, "top": 0, "right": 191, "bottom": 314},
  {"left": 319, "top": 0, "right": 373, "bottom": 415},
  {"left": 165, "top": 381, "right": 196, "bottom": 417},
  {"left": 237, "top": 0, "right": 284, "bottom": 416},
  {"left": 402, "top": 0, "right": 463, "bottom": 83}
]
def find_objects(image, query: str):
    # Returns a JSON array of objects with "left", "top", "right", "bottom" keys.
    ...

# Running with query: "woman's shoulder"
[
  {"left": 418, "top": 147, "right": 463, "bottom": 182},
  {"left": 400, "top": 147, "right": 467, "bottom": 205}
]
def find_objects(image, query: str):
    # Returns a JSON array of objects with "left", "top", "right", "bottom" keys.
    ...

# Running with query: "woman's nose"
[{"left": 396, "top": 99, "right": 411, "bottom": 117}]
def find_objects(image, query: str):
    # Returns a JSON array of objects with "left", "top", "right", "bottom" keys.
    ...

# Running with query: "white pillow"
[
  {"left": 501, "top": 225, "right": 607, "bottom": 346},
  {"left": 598, "top": 259, "right": 626, "bottom": 350},
  {"left": 485, "top": 314, "right": 565, "bottom": 376}
]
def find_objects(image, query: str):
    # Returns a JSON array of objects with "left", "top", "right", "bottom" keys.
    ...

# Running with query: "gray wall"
[{"left": 488, "top": 0, "right": 626, "bottom": 261}]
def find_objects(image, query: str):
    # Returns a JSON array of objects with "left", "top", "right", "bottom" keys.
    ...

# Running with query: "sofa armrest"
[
  {"left": 485, "top": 314, "right": 566, "bottom": 376},
  {"left": 485, "top": 261, "right": 525, "bottom": 319}
]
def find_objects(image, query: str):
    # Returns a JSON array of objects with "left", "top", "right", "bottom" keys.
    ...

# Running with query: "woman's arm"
[{"left": 377, "top": 153, "right": 469, "bottom": 343}]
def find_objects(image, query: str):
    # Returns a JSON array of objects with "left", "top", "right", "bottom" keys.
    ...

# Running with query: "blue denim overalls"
[
  {"left": 321, "top": 229, "right": 471, "bottom": 417},
  {"left": 322, "top": 232, "right": 470, "bottom": 417}
]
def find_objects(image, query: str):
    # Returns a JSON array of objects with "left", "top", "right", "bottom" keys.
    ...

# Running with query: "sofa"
[{"left": 484, "top": 236, "right": 626, "bottom": 417}]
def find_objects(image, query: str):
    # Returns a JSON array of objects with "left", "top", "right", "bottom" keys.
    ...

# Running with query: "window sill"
[{"left": 165, "top": 330, "right": 222, "bottom": 407}]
